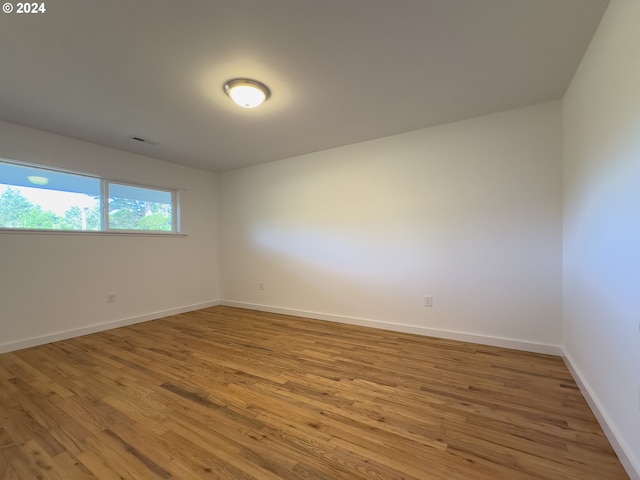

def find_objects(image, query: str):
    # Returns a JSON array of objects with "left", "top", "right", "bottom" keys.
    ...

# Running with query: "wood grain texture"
[{"left": 0, "top": 306, "right": 628, "bottom": 479}]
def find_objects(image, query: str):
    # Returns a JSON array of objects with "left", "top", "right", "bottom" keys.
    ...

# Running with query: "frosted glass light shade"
[
  {"left": 223, "top": 79, "right": 270, "bottom": 109},
  {"left": 27, "top": 175, "right": 49, "bottom": 185}
]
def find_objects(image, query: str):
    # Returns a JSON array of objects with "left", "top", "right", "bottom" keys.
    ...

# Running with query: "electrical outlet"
[
  {"left": 106, "top": 293, "right": 116, "bottom": 304},
  {"left": 424, "top": 296, "right": 433, "bottom": 307}
]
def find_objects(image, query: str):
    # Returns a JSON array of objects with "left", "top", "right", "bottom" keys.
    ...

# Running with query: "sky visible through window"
[{"left": 0, "top": 184, "right": 98, "bottom": 216}]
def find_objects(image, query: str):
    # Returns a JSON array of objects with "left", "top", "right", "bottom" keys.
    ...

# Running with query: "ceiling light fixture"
[
  {"left": 223, "top": 78, "right": 271, "bottom": 109},
  {"left": 27, "top": 175, "right": 49, "bottom": 185}
]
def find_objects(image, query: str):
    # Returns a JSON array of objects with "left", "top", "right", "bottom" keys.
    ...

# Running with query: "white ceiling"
[{"left": 0, "top": 0, "right": 609, "bottom": 172}]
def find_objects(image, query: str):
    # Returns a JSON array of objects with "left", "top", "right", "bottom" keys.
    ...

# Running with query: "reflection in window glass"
[{"left": 0, "top": 162, "right": 100, "bottom": 230}]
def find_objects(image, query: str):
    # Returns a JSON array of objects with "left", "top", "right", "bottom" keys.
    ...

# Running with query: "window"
[
  {"left": 0, "top": 160, "right": 179, "bottom": 233},
  {"left": 108, "top": 183, "right": 174, "bottom": 231}
]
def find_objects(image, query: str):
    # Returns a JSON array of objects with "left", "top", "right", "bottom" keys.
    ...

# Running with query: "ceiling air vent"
[{"left": 130, "top": 136, "right": 157, "bottom": 145}]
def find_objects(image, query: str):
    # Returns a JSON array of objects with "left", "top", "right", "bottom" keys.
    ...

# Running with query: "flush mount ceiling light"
[
  {"left": 27, "top": 175, "right": 49, "bottom": 185},
  {"left": 223, "top": 78, "right": 271, "bottom": 109}
]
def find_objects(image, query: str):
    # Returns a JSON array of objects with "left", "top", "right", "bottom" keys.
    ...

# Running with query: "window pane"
[
  {"left": 0, "top": 162, "right": 100, "bottom": 230},
  {"left": 108, "top": 183, "right": 173, "bottom": 231}
]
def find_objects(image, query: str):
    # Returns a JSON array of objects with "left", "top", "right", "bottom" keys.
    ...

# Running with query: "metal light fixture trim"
[{"left": 223, "top": 78, "right": 271, "bottom": 109}]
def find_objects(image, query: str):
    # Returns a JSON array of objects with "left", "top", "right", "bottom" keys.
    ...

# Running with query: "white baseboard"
[
  {"left": 0, "top": 300, "right": 221, "bottom": 354},
  {"left": 562, "top": 351, "right": 640, "bottom": 480},
  {"left": 220, "top": 301, "right": 562, "bottom": 355},
  {"left": 1, "top": 300, "right": 560, "bottom": 356}
]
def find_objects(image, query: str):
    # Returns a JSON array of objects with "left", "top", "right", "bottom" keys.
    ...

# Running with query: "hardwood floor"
[{"left": 0, "top": 306, "right": 628, "bottom": 479}]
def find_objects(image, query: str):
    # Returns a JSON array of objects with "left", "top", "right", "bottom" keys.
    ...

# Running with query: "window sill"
[{"left": 0, "top": 228, "right": 187, "bottom": 237}]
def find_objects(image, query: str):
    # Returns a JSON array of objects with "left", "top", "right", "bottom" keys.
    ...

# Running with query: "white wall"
[
  {"left": 219, "top": 102, "right": 563, "bottom": 351},
  {"left": 0, "top": 121, "right": 220, "bottom": 352},
  {"left": 563, "top": 0, "right": 640, "bottom": 477}
]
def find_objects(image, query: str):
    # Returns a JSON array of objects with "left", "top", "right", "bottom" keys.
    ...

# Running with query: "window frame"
[{"left": 0, "top": 158, "right": 182, "bottom": 235}]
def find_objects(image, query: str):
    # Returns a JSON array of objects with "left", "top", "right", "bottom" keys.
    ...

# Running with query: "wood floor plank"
[
  {"left": 76, "top": 449, "right": 134, "bottom": 480},
  {"left": 0, "top": 305, "right": 629, "bottom": 479}
]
